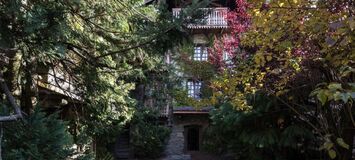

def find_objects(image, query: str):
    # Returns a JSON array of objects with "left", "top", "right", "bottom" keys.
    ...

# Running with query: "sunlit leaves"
[
  {"left": 319, "top": 137, "right": 350, "bottom": 159},
  {"left": 336, "top": 138, "right": 350, "bottom": 149},
  {"left": 310, "top": 83, "right": 355, "bottom": 105},
  {"left": 328, "top": 149, "right": 336, "bottom": 159},
  {"left": 209, "top": 0, "right": 354, "bottom": 159}
]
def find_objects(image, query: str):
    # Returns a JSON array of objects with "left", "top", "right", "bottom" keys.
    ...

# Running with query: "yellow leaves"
[
  {"left": 253, "top": 9, "right": 261, "bottom": 16},
  {"left": 266, "top": 55, "right": 273, "bottom": 61},
  {"left": 174, "top": 90, "right": 214, "bottom": 109},
  {"left": 254, "top": 53, "right": 266, "bottom": 67},
  {"left": 275, "top": 89, "right": 290, "bottom": 96},
  {"left": 69, "top": 15, "right": 84, "bottom": 32},
  {"left": 310, "top": 82, "right": 354, "bottom": 105},
  {"left": 319, "top": 137, "right": 350, "bottom": 159},
  {"left": 349, "top": 18, "right": 355, "bottom": 31},
  {"left": 257, "top": 72, "right": 266, "bottom": 81},
  {"left": 210, "top": 96, "right": 217, "bottom": 105},
  {"left": 289, "top": 58, "right": 301, "bottom": 71},
  {"left": 336, "top": 138, "right": 350, "bottom": 150},
  {"left": 328, "top": 149, "right": 336, "bottom": 159},
  {"left": 254, "top": 52, "right": 274, "bottom": 68},
  {"left": 230, "top": 92, "right": 252, "bottom": 111},
  {"left": 210, "top": 71, "right": 256, "bottom": 111},
  {"left": 254, "top": 56, "right": 262, "bottom": 66},
  {"left": 268, "top": 11, "right": 275, "bottom": 16}
]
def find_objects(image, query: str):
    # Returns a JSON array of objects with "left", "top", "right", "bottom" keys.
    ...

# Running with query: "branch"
[
  {"left": 0, "top": 48, "right": 17, "bottom": 56},
  {"left": 95, "top": 26, "right": 175, "bottom": 59},
  {"left": 0, "top": 114, "right": 23, "bottom": 122},
  {"left": 0, "top": 48, "right": 17, "bottom": 66},
  {"left": 273, "top": 95, "right": 322, "bottom": 135},
  {"left": 64, "top": 42, "right": 118, "bottom": 69},
  {"left": 95, "top": 40, "right": 154, "bottom": 59},
  {"left": 49, "top": 62, "right": 80, "bottom": 101},
  {"left": 346, "top": 103, "right": 355, "bottom": 128},
  {"left": 0, "top": 73, "right": 23, "bottom": 122}
]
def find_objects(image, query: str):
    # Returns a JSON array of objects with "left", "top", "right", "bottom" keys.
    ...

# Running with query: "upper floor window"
[
  {"left": 187, "top": 80, "right": 202, "bottom": 99},
  {"left": 193, "top": 45, "right": 208, "bottom": 61}
]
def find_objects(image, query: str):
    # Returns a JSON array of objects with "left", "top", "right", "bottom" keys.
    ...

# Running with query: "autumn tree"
[{"left": 209, "top": 0, "right": 354, "bottom": 159}]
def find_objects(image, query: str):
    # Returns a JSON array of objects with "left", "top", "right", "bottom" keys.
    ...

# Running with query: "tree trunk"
[
  {"left": 3, "top": 52, "right": 20, "bottom": 92},
  {"left": 20, "top": 63, "right": 34, "bottom": 115},
  {"left": 0, "top": 123, "right": 3, "bottom": 160}
]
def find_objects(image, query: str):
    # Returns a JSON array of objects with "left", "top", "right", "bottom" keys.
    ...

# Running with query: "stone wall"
[
  {"left": 163, "top": 114, "right": 210, "bottom": 160},
  {"left": 163, "top": 125, "right": 191, "bottom": 160}
]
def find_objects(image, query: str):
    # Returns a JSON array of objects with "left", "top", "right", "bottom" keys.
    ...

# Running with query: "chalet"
[{"left": 128, "top": 0, "right": 235, "bottom": 160}]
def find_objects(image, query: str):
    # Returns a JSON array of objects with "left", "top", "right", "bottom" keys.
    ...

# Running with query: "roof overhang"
[
  {"left": 144, "top": 0, "right": 155, "bottom": 5},
  {"left": 173, "top": 111, "right": 210, "bottom": 114},
  {"left": 173, "top": 106, "right": 212, "bottom": 114}
]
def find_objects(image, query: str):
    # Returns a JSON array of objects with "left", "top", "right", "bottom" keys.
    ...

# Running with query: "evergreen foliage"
[
  {"left": 2, "top": 108, "right": 73, "bottom": 160},
  {"left": 0, "top": 0, "right": 202, "bottom": 158},
  {"left": 205, "top": 93, "right": 318, "bottom": 160},
  {"left": 131, "top": 109, "right": 171, "bottom": 159}
]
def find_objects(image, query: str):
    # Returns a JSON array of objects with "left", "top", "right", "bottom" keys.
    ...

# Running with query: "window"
[
  {"left": 193, "top": 45, "right": 208, "bottom": 61},
  {"left": 187, "top": 80, "right": 202, "bottom": 99}
]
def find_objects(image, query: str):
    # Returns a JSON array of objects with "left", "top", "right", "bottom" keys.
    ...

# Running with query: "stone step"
[{"left": 115, "top": 132, "right": 131, "bottom": 160}]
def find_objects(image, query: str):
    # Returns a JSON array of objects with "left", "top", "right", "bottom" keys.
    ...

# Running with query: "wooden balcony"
[
  {"left": 144, "top": 98, "right": 170, "bottom": 117},
  {"left": 36, "top": 68, "right": 81, "bottom": 100},
  {"left": 173, "top": 7, "right": 228, "bottom": 29}
]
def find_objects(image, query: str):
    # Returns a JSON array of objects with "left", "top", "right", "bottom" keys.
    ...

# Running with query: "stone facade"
[
  {"left": 163, "top": 124, "right": 191, "bottom": 160},
  {"left": 163, "top": 114, "right": 210, "bottom": 160}
]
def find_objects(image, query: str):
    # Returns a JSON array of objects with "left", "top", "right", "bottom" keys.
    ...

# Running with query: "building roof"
[
  {"left": 144, "top": 0, "right": 155, "bottom": 5},
  {"left": 173, "top": 106, "right": 213, "bottom": 114}
]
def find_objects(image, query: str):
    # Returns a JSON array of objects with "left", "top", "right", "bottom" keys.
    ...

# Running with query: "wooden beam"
[{"left": 173, "top": 111, "right": 209, "bottom": 114}]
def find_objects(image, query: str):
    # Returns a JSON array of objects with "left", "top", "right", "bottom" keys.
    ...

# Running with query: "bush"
[
  {"left": 2, "top": 108, "right": 74, "bottom": 160},
  {"left": 131, "top": 109, "right": 171, "bottom": 158},
  {"left": 204, "top": 93, "right": 318, "bottom": 160}
]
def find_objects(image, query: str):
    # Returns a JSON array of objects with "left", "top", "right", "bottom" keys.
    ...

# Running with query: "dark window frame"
[
  {"left": 187, "top": 80, "right": 202, "bottom": 99},
  {"left": 193, "top": 44, "right": 208, "bottom": 61}
]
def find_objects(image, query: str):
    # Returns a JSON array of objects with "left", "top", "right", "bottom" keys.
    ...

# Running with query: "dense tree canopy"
[
  {"left": 0, "top": 0, "right": 197, "bottom": 158},
  {"left": 0, "top": 0, "right": 354, "bottom": 159},
  {"left": 208, "top": 0, "right": 354, "bottom": 159}
]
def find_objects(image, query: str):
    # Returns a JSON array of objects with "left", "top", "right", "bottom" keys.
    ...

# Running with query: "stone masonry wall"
[
  {"left": 163, "top": 114, "right": 210, "bottom": 160},
  {"left": 163, "top": 125, "right": 191, "bottom": 160}
]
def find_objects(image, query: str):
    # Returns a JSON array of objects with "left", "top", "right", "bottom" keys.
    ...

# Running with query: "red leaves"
[{"left": 209, "top": 0, "right": 251, "bottom": 70}]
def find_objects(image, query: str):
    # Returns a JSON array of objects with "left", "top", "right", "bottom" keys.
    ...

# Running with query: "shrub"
[
  {"left": 2, "top": 108, "right": 74, "bottom": 160},
  {"left": 131, "top": 109, "right": 171, "bottom": 158}
]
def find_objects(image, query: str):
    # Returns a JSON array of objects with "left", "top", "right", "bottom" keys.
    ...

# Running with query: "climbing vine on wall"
[{"left": 172, "top": 40, "right": 217, "bottom": 108}]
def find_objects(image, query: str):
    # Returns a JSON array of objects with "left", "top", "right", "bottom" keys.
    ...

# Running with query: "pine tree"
[{"left": 2, "top": 108, "right": 73, "bottom": 160}]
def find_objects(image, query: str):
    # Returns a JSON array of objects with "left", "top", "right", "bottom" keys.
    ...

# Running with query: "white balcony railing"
[
  {"left": 173, "top": 7, "right": 228, "bottom": 29},
  {"left": 36, "top": 67, "right": 81, "bottom": 100}
]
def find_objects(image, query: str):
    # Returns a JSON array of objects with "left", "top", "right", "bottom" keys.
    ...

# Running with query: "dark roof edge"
[
  {"left": 173, "top": 111, "right": 210, "bottom": 114},
  {"left": 144, "top": 0, "right": 155, "bottom": 5}
]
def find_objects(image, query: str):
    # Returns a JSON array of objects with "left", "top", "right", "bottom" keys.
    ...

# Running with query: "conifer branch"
[{"left": 0, "top": 73, "right": 23, "bottom": 122}]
